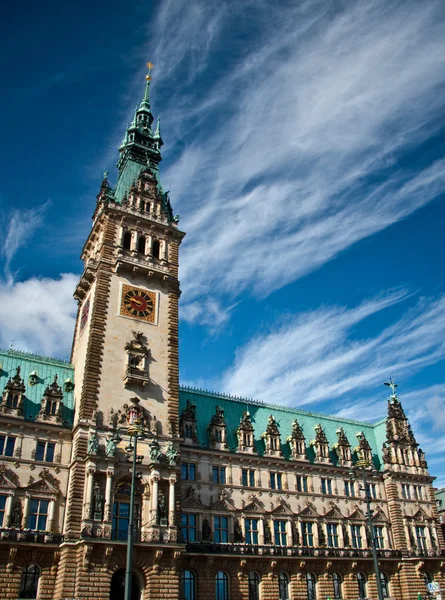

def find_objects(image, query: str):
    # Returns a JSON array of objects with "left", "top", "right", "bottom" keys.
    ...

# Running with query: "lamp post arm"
[
  {"left": 362, "top": 469, "right": 385, "bottom": 600},
  {"left": 124, "top": 433, "right": 139, "bottom": 600}
]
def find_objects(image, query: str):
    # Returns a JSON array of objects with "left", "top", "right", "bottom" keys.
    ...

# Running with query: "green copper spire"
[{"left": 114, "top": 63, "right": 163, "bottom": 204}]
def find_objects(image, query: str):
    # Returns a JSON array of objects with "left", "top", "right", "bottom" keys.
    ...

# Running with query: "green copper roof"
[
  {"left": 179, "top": 386, "right": 386, "bottom": 469},
  {"left": 436, "top": 488, "right": 445, "bottom": 511},
  {"left": 0, "top": 348, "right": 74, "bottom": 425}
]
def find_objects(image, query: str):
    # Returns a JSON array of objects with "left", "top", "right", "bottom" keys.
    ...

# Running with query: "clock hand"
[{"left": 131, "top": 298, "right": 142, "bottom": 306}]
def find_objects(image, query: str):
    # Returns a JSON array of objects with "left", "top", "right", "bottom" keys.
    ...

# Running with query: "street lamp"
[
  {"left": 111, "top": 399, "right": 150, "bottom": 600},
  {"left": 349, "top": 459, "right": 385, "bottom": 600}
]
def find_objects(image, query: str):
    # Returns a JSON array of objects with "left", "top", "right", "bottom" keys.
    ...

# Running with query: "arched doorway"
[{"left": 110, "top": 569, "right": 141, "bottom": 600}]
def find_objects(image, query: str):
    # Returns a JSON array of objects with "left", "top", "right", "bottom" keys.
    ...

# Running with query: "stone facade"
[{"left": 0, "top": 70, "right": 444, "bottom": 600}]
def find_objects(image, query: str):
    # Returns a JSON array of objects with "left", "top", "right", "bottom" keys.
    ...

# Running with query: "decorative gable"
[
  {"left": 287, "top": 418, "right": 307, "bottom": 460},
  {"left": 36, "top": 375, "right": 64, "bottom": 424},
  {"left": 348, "top": 505, "right": 366, "bottom": 521},
  {"left": 354, "top": 431, "right": 373, "bottom": 464},
  {"left": 180, "top": 400, "right": 198, "bottom": 445},
  {"left": 236, "top": 411, "right": 256, "bottom": 454},
  {"left": 0, "top": 366, "right": 26, "bottom": 418},
  {"left": 298, "top": 502, "right": 319, "bottom": 519},
  {"left": 271, "top": 498, "right": 294, "bottom": 516},
  {"left": 26, "top": 469, "right": 60, "bottom": 495},
  {"left": 261, "top": 415, "right": 282, "bottom": 457},
  {"left": 371, "top": 507, "right": 388, "bottom": 522},
  {"left": 211, "top": 490, "right": 237, "bottom": 512},
  {"left": 333, "top": 427, "right": 352, "bottom": 465},
  {"left": 0, "top": 463, "right": 18, "bottom": 489},
  {"left": 123, "top": 331, "right": 150, "bottom": 388},
  {"left": 207, "top": 405, "right": 228, "bottom": 450},
  {"left": 324, "top": 502, "right": 344, "bottom": 520},
  {"left": 242, "top": 495, "right": 266, "bottom": 514},
  {"left": 310, "top": 423, "right": 330, "bottom": 463}
]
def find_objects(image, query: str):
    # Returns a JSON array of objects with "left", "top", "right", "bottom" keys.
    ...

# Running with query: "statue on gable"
[
  {"left": 149, "top": 440, "right": 161, "bottom": 463},
  {"left": 105, "top": 437, "right": 117, "bottom": 458},
  {"left": 165, "top": 442, "right": 177, "bottom": 466}
]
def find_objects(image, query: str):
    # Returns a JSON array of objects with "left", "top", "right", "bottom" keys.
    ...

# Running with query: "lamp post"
[
  {"left": 349, "top": 459, "right": 385, "bottom": 600},
  {"left": 112, "top": 400, "right": 149, "bottom": 600}
]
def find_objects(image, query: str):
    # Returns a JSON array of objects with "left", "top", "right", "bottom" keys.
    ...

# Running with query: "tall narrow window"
[
  {"left": 181, "top": 462, "right": 196, "bottom": 481},
  {"left": 344, "top": 480, "right": 355, "bottom": 497},
  {"left": 306, "top": 573, "right": 317, "bottom": 600},
  {"left": 216, "top": 571, "right": 229, "bottom": 600},
  {"left": 152, "top": 240, "right": 160, "bottom": 259},
  {"left": 183, "top": 570, "right": 196, "bottom": 600},
  {"left": 245, "top": 519, "right": 259, "bottom": 544},
  {"left": 297, "top": 475, "right": 308, "bottom": 492},
  {"left": 0, "top": 435, "right": 16, "bottom": 457},
  {"left": 137, "top": 236, "right": 146, "bottom": 254},
  {"left": 351, "top": 525, "right": 362, "bottom": 549},
  {"left": 181, "top": 514, "right": 197, "bottom": 542},
  {"left": 380, "top": 573, "right": 389, "bottom": 598},
  {"left": 214, "top": 516, "right": 229, "bottom": 543},
  {"left": 279, "top": 572, "right": 290, "bottom": 600},
  {"left": 327, "top": 523, "right": 339, "bottom": 547},
  {"left": 28, "top": 499, "right": 49, "bottom": 531},
  {"left": 213, "top": 466, "right": 226, "bottom": 484},
  {"left": 357, "top": 573, "right": 367, "bottom": 599},
  {"left": 274, "top": 520, "right": 287, "bottom": 546},
  {"left": 401, "top": 484, "right": 411, "bottom": 499},
  {"left": 321, "top": 478, "right": 332, "bottom": 494},
  {"left": 270, "top": 472, "right": 283, "bottom": 490},
  {"left": 248, "top": 573, "right": 260, "bottom": 600},
  {"left": 19, "top": 563, "right": 40, "bottom": 599},
  {"left": 35, "top": 441, "right": 55, "bottom": 462},
  {"left": 112, "top": 501, "right": 140, "bottom": 541},
  {"left": 242, "top": 469, "right": 255, "bottom": 487},
  {"left": 373, "top": 525, "right": 384, "bottom": 549},
  {"left": 415, "top": 526, "right": 427, "bottom": 551},
  {"left": 302, "top": 522, "right": 314, "bottom": 547},
  {"left": 332, "top": 573, "right": 342, "bottom": 599},
  {"left": 123, "top": 231, "right": 132, "bottom": 250},
  {"left": 0, "top": 494, "right": 6, "bottom": 527},
  {"left": 368, "top": 483, "right": 377, "bottom": 499}
]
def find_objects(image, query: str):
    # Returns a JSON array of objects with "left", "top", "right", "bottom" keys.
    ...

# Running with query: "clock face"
[{"left": 120, "top": 285, "right": 156, "bottom": 323}]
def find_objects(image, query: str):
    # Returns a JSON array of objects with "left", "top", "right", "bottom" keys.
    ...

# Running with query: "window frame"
[
  {"left": 19, "top": 563, "right": 41, "bottom": 599},
  {"left": 0, "top": 494, "right": 6, "bottom": 527},
  {"left": 183, "top": 569, "right": 196, "bottom": 600},
  {"left": 327, "top": 523, "right": 339, "bottom": 548},
  {"left": 245, "top": 518, "right": 259, "bottom": 545},
  {"left": 274, "top": 520, "right": 287, "bottom": 546},
  {"left": 35, "top": 440, "right": 56, "bottom": 463},
  {"left": 0, "top": 434, "right": 16, "bottom": 457},
  {"left": 216, "top": 571, "right": 229, "bottom": 600},
  {"left": 181, "top": 461, "right": 196, "bottom": 481},
  {"left": 302, "top": 521, "right": 314, "bottom": 547},
  {"left": 270, "top": 471, "right": 283, "bottom": 490},
  {"left": 181, "top": 513, "right": 197, "bottom": 543},
  {"left": 212, "top": 466, "right": 227, "bottom": 484},
  {"left": 350, "top": 524, "right": 362, "bottom": 549},
  {"left": 332, "top": 573, "right": 342, "bottom": 599},
  {"left": 214, "top": 515, "right": 229, "bottom": 543},
  {"left": 357, "top": 573, "right": 367, "bottom": 599},
  {"left": 306, "top": 572, "right": 317, "bottom": 600},
  {"left": 248, "top": 572, "right": 260, "bottom": 600},
  {"left": 321, "top": 478, "right": 333, "bottom": 494},
  {"left": 28, "top": 499, "right": 49, "bottom": 531},
  {"left": 297, "top": 475, "right": 308, "bottom": 493},
  {"left": 279, "top": 572, "right": 290, "bottom": 600}
]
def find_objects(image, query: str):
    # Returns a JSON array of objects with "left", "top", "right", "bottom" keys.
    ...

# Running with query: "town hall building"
[{"left": 0, "top": 68, "right": 443, "bottom": 600}]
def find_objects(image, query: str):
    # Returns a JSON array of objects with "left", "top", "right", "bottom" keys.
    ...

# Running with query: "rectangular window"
[
  {"left": 35, "top": 441, "right": 56, "bottom": 462},
  {"left": 181, "top": 462, "right": 196, "bottom": 481},
  {"left": 242, "top": 469, "right": 256, "bottom": 487},
  {"left": 245, "top": 518, "right": 259, "bottom": 544},
  {"left": 351, "top": 525, "right": 362, "bottom": 549},
  {"left": 368, "top": 483, "right": 377, "bottom": 499},
  {"left": 112, "top": 502, "right": 140, "bottom": 540},
  {"left": 373, "top": 526, "right": 384, "bottom": 549},
  {"left": 28, "top": 499, "right": 49, "bottom": 531},
  {"left": 214, "top": 516, "right": 229, "bottom": 543},
  {"left": 413, "top": 485, "right": 423, "bottom": 500},
  {"left": 344, "top": 480, "right": 355, "bottom": 497},
  {"left": 212, "top": 466, "right": 226, "bottom": 484},
  {"left": 321, "top": 478, "right": 333, "bottom": 494},
  {"left": 0, "top": 435, "right": 16, "bottom": 457},
  {"left": 302, "top": 522, "right": 314, "bottom": 547},
  {"left": 274, "top": 520, "right": 287, "bottom": 546},
  {"left": 327, "top": 523, "right": 339, "bottom": 547},
  {"left": 181, "top": 513, "right": 197, "bottom": 542},
  {"left": 401, "top": 484, "right": 411, "bottom": 500},
  {"left": 297, "top": 475, "right": 308, "bottom": 493},
  {"left": 0, "top": 495, "right": 6, "bottom": 527},
  {"left": 270, "top": 472, "right": 283, "bottom": 490},
  {"left": 415, "top": 526, "right": 427, "bottom": 551}
]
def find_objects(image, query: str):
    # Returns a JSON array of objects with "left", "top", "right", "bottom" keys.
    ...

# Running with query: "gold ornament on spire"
[{"left": 146, "top": 61, "right": 154, "bottom": 81}]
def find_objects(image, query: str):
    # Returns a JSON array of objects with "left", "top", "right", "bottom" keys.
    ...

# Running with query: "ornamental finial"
[
  {"left": 146, "top": 61, "right": 154, "bottom": 81},
  {"left": 384, "top": 377, "right": 398, "bottom": 396}
]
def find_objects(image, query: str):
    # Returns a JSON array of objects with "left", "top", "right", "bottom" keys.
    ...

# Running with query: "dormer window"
[
  {"left": 236, "top": 411, "right": 256, "bottom": 454},
  {"left": 287, "top": 419, "right": 307, "bottom": 460},
  {"left": 36, "top": 375, "right": 64, "bottom": 424},
  {"left": 354, "top": 432, "right": 373, "bottom": 464},
  {"left": 262, "top": 415, "right": 282, "bottom": 457},
  {"left": 180, "top": 400, "right": 198, "bottom": 445},
  {"left": 1, "top": 366, "right": 26, "bottom": 417},
  {"left": 333, "top": 427, "right": 352, "bottom": 466},
  {"left": 207, "top": 405, "right": 228, "bottom": 450},
  {"left": 310, "top": 424, "right": 330, "bottom": 463}
]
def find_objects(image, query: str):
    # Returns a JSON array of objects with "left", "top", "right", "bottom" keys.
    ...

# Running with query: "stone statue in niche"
[
  {"left": 202, "top": 518, "right": 211, "bottom": 541},
  {"left": 264, "top": 521, "right": 272, "bottom": 544},
  {"left": 93, "top": 483, "right": 104, "bottom": 520},
  {"left": 105, "top": 437, "right": 117, "bottom": 457},
  {"left": 234, "top": 518, "right": 243, "bottom": 543},
  {"left": 87, "top": 435, "right": 98, "bottom": 455},
  {"left": 149, "top": 440, "right": 161, "bottom": 462},
  {"left": 11, "top": 502, "right": 23, "bottom": 528},
  {"left": 158, "top": 492, "right": 167, "bottom": 525}
]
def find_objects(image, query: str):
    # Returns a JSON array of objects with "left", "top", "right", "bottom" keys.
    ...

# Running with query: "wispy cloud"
[
  {"left": 219, "top": 292, "right": 445, "bottom": 407},
  {"left": 142, "top": 0, "right": 445, "bottom": 320}
]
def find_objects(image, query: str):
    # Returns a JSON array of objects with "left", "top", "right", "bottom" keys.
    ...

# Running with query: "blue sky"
[{"left": 0, "top": 0, "right": 444, "bottom": 485}]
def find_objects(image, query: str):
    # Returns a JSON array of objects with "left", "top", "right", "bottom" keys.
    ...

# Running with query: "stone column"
[
  {"left": 130, "top": 230, "right": 137, "bottom": 251},
  {"left": 161, "top": 239, "right": 168, "bottom": 261},
  {"left": 118, "top": 226, "right": 125, "bottom": 247},
  {"left": 145, "top": 234, "right": 153, "bottom": 256},
  {"left": 4, "top": 492, "right": 13, "bottom": 527},
  {"left": 104, "top": 470, "right": 113, "bottom": 522},
  {"left": 84, "top": 467, "right": 95, "bottom": 520},
  {"left": 47, "top": 496, "right": 56, "bottom": 532},
  {"left": 151, "top": 473, "right": 160, "bottom": 525},
  {"left": 23, "top": 493, "right": 31, "bottom": 528},
  {"left": 286, "top": 519, "right": 292, "bottom": 546},
  {"left": 259, "top": 517, "right": 265, "bottom": 545},
  {"left": 168, "top": 476, "right": 176, "bottom": 526},
  {"left": 338, "top": 522, "right": 345, "bottom": 547}
]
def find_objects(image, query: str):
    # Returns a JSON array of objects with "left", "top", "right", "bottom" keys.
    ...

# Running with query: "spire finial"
[
  {"left": 139, "top": 62, "right": 154, "bottom": 110},
  {"left": 146, "top": 61, "right": 154, "bottom": 82}
]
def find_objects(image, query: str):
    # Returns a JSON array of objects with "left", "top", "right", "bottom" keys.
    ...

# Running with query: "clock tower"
[{"left": 55, "top": 67, "right": 186, "bottom": 600}]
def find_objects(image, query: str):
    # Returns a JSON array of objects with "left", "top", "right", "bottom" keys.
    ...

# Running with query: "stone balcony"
[{"left": 0, "top": 528, "right": 63, "bottom": 544}]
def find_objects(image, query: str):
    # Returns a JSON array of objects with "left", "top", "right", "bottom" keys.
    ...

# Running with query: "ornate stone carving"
[
  {"left": 236, "top": 411, "right": 256, "bottom": 454},
  {"left": 36, "top": 375, "right": 64, "bottom": 424},
  {"left": 262, "top": 415, "right": 282, "bottom": 457},
  {"left": 208, "top": 405, "right": 228, "bottom": 450},
  {"left": 1, "top": 366, "right": 26, "bottom": 417},
  {"left": 123, "top": 331, "right": 150, "bottom": 388}
]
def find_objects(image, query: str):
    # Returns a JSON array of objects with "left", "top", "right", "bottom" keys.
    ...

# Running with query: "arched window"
[
  {"left": 19, "top": 563, "right": 40, "bottom": 599},
  {"left": 380, "top": 573, "right": 389, "bottom": 598},
  {"left": 332, "top": 573, "right": 342, "bottom": 599},
  {"left": 306, "top": 573, "right": 317, "bottom": 600},
  {"left": 424, "top": 571, "right": 434, "bottom": 590},
  {"left": 357, "top": 573, "right": 367, "bottom": 599},
  {"left": 216, "top": 571, "right": 229, "bottom": 600},
  {"left": 183, "top": 570, "right": 196, "bottom": 600},
  {"left": 152, "top": 240, "right": 160, "bottom": 259},
  {"left": 279, "top": 572, "right": 290, "bottom": 600},
  {"left": 137, "top": 236, "right": 146, "bottom": 254},
  {"left": 123, "top": 231, "right": 132, "bottom": 250},
  {"left": 248, "top": 572, "right": 260, "bottom": 600}
]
